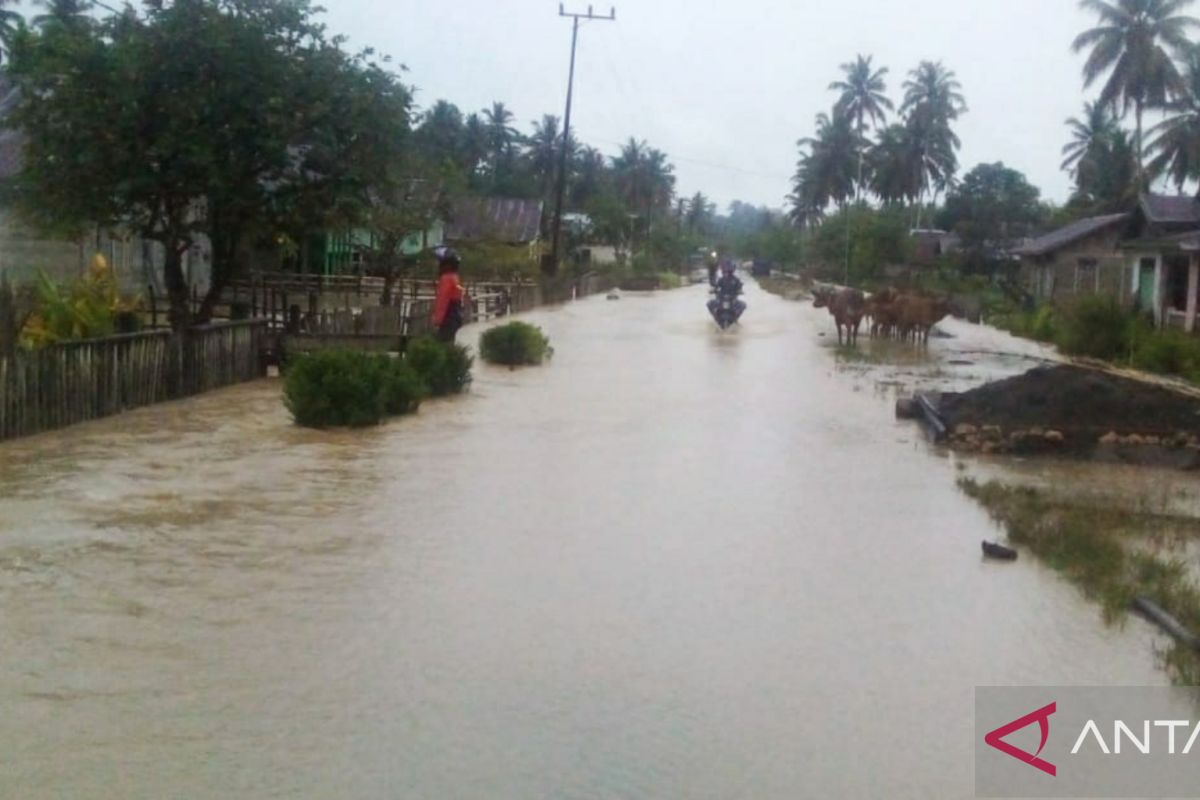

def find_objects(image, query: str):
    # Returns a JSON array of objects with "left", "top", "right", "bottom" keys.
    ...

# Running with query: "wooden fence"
[{"left": 0, "top": 320, "right": 267, "bottom": 441}]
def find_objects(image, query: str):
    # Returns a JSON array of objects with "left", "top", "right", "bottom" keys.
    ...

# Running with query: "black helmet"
[{"left": 434, "top": 246, "right": 461, "bottom": 267}]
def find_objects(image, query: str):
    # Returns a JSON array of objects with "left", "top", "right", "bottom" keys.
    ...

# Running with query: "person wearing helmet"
[
  {"left": 431, "top": 247, "right": 467, "bottom": 343},
  {"left": 708, "top": 260, "right": 746, "bottom": 325}
]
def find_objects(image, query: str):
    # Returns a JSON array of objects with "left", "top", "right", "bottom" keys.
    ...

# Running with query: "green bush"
[
  {"left": 405, "top": 337, "right": 474, "bottom": 396},
  {"left": 284, "top": 350, "right": 425, "bottom": 428},
  {"left": 479, "top": 321, "right": 553, "bottom": 366},
  {"left": 1055, "top": 295, "right": 1133, "bottom": 360},
  {"left": 381, "top": 360, "right": 428, "bottom": 415},
  {"left": 1132, "top": 327, "right": 1200, "bottom": 380}
]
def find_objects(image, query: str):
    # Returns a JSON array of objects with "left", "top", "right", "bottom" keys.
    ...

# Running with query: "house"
[
  {"left": 910, "top": 229, "right": 960, "bottom": 265},
  {"left": 1014, "top": 212, "right": 1131, "bottom": 307},
  {"left": 444, "top": 196, "right": 543, "bottom": 257},
  {"left": 1014, "top": 193, "right": 1200, "bottom": 331}
]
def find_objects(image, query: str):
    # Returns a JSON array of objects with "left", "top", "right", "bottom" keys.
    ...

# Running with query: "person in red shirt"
[{"left": 431, "top": 247, "right": 467, "bottom": 342}]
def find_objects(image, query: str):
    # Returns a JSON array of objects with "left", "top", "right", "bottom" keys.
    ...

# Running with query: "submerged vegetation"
[
  {"left": 960, "top": 478, "right": 1200, "bottom": 685},
  {"left": 479, "top": 322, "right": 553, "bottom": 367},
  {"left": 284, "top": 339, "right": 476, "bottom": 428}
]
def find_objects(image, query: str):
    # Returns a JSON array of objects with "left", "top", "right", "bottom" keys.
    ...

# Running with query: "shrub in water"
[
  {"left": 479, "top": 321, "right": 553, "bottom": 366},
  {"left": 381, "top": 359, "right": 428, "bottom": 415},
  {"left": 1055, "top": 295, "right": 1132, "bottom": 361},
  {"left": 284, "top": 350, "right": 425, "bottom": 428},
  {"left": 405, "top": 337, "right": 474, "bottom": 396}
]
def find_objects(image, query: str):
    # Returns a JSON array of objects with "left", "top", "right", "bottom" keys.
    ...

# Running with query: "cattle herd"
[{"left": 811, "top": 285, "right": 954, "bottom": 347}]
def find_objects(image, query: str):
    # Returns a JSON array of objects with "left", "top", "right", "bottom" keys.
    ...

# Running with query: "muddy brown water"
[{"left": 0, "top": 283, "right": 1188, "bottom": 798}]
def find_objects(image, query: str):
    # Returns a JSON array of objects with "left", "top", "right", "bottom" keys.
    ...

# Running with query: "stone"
[
  {"left": 954, "top": 423, "right": 978, "bottom": 438},
  {"left": 1100, "top": 431, "right": 1121, "bottom": 445},
  {"left": 981, "top": 425, "right": 1003, "bottom": 440},
  {"left": 1044, "top": 430, "right": 1065, "bottom": 444},
  {"left": 1029, "top": 426, "right": 1045, "bottom": 438}
]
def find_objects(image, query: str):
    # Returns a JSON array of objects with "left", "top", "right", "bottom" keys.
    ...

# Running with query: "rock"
[
  {"left": 1009, "top": 430, "right": 1027, "bottom": 444},
  {"left": 955, "top": 423, "right": 978, "bottom": 438},
  {"left": 1100, "top": 431, "right": 1121, "bottom": 445},
  {"left": 1029, "top": 426, "right": 1045, "bottom": 438},
  {"left": 1171, "top": 432, "right": 1190, "bottom": 449},
  {"left": 1145, "top": 435, "right": 1162, "bottom": 446},
  {"left": 1044, "top": 430, "right": 1065, "bottom": 444},
  {"left": 981, "top": 425, "right": 1003, "bottom": 441},
  {"left": 981, "top": 442, "right": 997, "bottom": 455},
  {"left": 1126, "top": 434, "right": 1145, "bottom": 446}
]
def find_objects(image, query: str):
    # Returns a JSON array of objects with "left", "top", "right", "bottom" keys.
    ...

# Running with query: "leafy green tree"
[
  {"left": 684, "top": 191, "right": 714, "bottom": 233},
  {"left": 5, "top": 0, "right": 411, "bottom": 327},
  {"left": 867, "top": 123, "right": 921, "bottom": 206},
  {"left": 1073, "top": 0, "right": 1200, "bottom": 177},
  {"left": 938, "top": 163, "right": 1046, "bottom": 269},
  {"left": 32, "top": 0, "right": 91, "bottom": 29}
]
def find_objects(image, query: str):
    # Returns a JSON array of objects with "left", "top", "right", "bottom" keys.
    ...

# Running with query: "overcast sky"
[{"left": 320, "top": 0, "right": 1108, "bottom": 212}]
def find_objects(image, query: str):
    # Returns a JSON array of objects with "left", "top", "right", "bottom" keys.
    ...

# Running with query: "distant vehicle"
[{"left": 751, "top": 259, "right": 773, "bottom": 278}]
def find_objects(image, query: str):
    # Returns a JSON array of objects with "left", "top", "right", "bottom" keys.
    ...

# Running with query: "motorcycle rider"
[{"left": 708, "top": 260, "right": 746, "bottom": 326}]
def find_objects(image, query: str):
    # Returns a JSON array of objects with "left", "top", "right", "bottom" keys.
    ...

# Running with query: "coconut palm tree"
[
  {"left": 868, "top": 124, "right": 922, "bottom": 206},
  {"left": 1072, "top": 0, "right": 1200, "bottom": 177},
  {"left": 526, "top": 115, "right": 560, "bottom": 194},
  {"left": 481, "top": 101, "right": 520, "bottom": 181},
  {"left": 0, "top": 0, "right": 23, "bottom": 64},
  {"left": 830, "top": 54, "right": 893, "bottom": 196},
  {"left": 32, "top": 0, "right": 92, "bottom": 28},
  {"left": 1147, "top": 47, "right": 1200, "bottom": 189},
  {"left": 1061, "top": 101, "right": 1122, "bottom": 178},
  {"left": 901, "top": 61, "right": 967, "bottom": 224},
  {"left": 685, "top": 191, "right": 714, "bottom": 233},
  {"left": 461, "top": 113, "right": 489, "bottom": 183}
]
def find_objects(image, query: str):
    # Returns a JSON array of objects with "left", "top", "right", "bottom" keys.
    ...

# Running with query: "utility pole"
[{"left": 548, "top": 4, "right": 615, "bottom": 276}]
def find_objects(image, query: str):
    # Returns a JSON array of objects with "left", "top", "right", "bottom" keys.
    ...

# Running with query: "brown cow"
[
  {"left": 865, "top": 287, "right": 901, "bottom": 339},
  {"left": 813, "top": 286, "right": 866, "bottom": 345},
  {"left": 894, "top": 294, "right": 951, "bottom": 345}
]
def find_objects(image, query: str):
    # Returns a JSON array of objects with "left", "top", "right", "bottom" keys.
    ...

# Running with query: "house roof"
[
  {"left": 444, "top": 196, "right": 543, "bottom": 244},
  {"left": 1013, "top": 213, "right": 1128, "bottom": 257},
  {"left": 1140, "top": 193, "right": 1200, "bottom": 225}
]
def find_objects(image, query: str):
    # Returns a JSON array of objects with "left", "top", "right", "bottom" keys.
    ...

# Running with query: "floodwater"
[{"left": 0, "top": 282, "right": 1184, "bottom": 798}]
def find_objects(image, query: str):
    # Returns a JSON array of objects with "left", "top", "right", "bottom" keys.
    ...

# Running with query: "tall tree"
[
  {"left": 901, "top": 61, "right": 967, "bottom": 224},
  {"left": 32, "top": 0, "right": 91, "bottom": 28},
  {"left": 829, "top": 54, "right": 893, "bottom": 197},
  {"left": 1147, "top": 46, "right": 1200, "bottom": 189},
  {"left": 867, "top": 123, "right": 921, "bottom": 206},
  {"left": 1073, "top": 0, "right": 1200, "bottom": 178},
  {"left": 938, "top": 162, "right": 1046, "bottom": 262},
  {"left": 0, "top": 0, "right": 23, "bottom": 64},
  {"left": 1061, "top": 101, "right": 1122, "bottom": 178},
  {"left": 482, "top": 101, "right": 520, "bottom": 186},
  {"left": 684, "top": 191, "right": 714, "bottom": 233}
]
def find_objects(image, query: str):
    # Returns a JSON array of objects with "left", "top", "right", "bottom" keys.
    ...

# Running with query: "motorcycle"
[{"left": 710, "top": 289, "right": 742, "bottom": 331}]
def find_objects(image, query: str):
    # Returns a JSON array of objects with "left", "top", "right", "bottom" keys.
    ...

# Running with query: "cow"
[
  {"left": 813, "top": 285, "right": 866, "bottom": 346},
  {"left": 865, "top": 287, "right": 901, "bottom": 339},
  {"left": 894, "top": 293, "right": 951, "bottom": 345}
]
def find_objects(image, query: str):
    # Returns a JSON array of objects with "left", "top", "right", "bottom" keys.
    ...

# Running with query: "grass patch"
[
  {"left": 284, "top": 350, "right": 426, "bottom": 428},
  {"left": 959, "top": 478, "right": 1200, "bottom": 683},
  {"left": 405, "top": 337, "right": 473, "bottom": 397},
  {"left": 479, "top": 321, "right": 553, "bottom": 367}
]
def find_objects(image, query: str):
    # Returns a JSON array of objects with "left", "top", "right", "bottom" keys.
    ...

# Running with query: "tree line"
[{"left": 0, "top": 0, "right": 698, "bottom": 328}]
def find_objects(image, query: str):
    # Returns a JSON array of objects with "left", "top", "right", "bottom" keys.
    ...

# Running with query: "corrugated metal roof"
[
  {"left": 1013, "top": 213, "right": 1128, "bottom": 257},
  {"left": 444, "top": 196, "right": 543, "bottom": 244},
  {"left": 1141, "top": 193, "right": 1200, "bottom": 225}
]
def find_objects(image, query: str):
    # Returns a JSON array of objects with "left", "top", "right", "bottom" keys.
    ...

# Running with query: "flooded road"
[{"left": 0, "top": 282, "right": 1178, "bottom": 798}]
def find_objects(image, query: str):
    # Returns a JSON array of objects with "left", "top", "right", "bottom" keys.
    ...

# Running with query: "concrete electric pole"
[{"left": 547, "top": 4, "right": 615, "bottom": 275}]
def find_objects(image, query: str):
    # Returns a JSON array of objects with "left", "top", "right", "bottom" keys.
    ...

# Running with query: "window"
[{"left": 1074, "top": 258, "right": 1097, "bottom": 294}]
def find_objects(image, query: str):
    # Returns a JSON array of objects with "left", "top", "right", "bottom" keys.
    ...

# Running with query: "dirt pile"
[{"left": 935, "top": 365, "right": 1200, "bottom": 461}]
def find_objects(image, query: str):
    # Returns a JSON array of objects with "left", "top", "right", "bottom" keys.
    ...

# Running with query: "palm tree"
[
  {"left": 482, "top": 101, "right": 520, "bottom": 181},
  {"left": 0, "top": 0, "right": 23, "bottom": 64},
  {"left": 1072, "top": 0, "right": 1200, "bottom": 178},
  {"left": 1147, "top": 46, "right": 1200, "bottom": 189},
  {"left": 830, "top": 54, "right": 893, "bottom": 196},
  {"left": 611, "top": 138, "right": 675, "bottom": 238},
  {"left": 901, "top": 61, "right": 967, "bottom": 225},
  {"left": 461, "top": 113, "right": 489, "bottom": 183},
  {"left": 569, "top": 145, "right": 607, "bottom": 208},
  {"left": 1061, "top": 101, "right": 1121, "bottom": 177},
  {"left": 526, "top": 115, "right": 560, "bottom": 194},
  {"left": 868, "top": 124, "right": 922, "bottom": 206},
  {"left": 790, "top": 110, "right": 859, "bottom": 227},
  {"left": 32, "top": 0, "right": 92, "bottom": 28}
]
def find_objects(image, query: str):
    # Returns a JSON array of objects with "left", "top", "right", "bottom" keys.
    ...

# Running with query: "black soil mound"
[{"left": 938, "top": 365, "right": 1200, "bottom": 437}]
